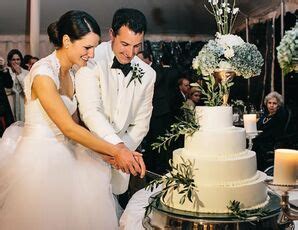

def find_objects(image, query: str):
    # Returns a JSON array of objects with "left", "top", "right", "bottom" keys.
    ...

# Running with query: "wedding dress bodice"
[
  {"left": 23, "top": 51, "right": 77, "bottom": 138},
  {"left": 24, "top": 96, "right": 77, "bottom": 137}
]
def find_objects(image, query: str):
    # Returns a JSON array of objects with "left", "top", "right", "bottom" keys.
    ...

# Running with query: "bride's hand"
[
  {"left": 101, "top": 155, "right": 119, "bottom": 170},
  {"left": 113, "top": 147, "right": 141, "bottom": 176}
]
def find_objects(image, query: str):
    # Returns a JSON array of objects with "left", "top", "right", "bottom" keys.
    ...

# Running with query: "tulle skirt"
[{"left": 0, "top": 123, "right": 118, "bottom": 230}]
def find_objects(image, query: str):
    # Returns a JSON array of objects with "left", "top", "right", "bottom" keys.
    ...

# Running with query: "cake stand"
[
  {"left": 265, "top": 179, "right": 298, "bottom": 229},
  {"left": 143, "top": 192, "right": 281, "bottom": 230}
]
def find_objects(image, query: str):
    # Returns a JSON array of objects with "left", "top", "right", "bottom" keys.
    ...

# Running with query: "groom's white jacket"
[{"left": 75, "top": 41, "right": 156, "bottom": 193}]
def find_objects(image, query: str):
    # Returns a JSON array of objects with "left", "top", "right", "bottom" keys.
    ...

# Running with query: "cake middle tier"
[
  {"left": 173, "top": 148, "right": 258, "bottom": 184},
  {"left": 185, "top": 127, "right": 246, "bottom": 157}
]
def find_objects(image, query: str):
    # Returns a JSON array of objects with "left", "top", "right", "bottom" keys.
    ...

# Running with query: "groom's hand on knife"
[
  {"left": 133, "top": 152, "right": 146, "bottom": 178},
  {"left": 114, "top": 144, "right": 142, "bottom": 176}
]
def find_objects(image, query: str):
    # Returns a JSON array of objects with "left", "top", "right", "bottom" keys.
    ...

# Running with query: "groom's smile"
[{"left": 110, "top": 26, "right": 143, "bottom": 64}]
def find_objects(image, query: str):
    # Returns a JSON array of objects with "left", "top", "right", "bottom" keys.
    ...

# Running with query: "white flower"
[
  {"left": 224, "top": 47, "right": 235, "bottom": 59},
  {"left": 192, "top": 56, "right": 200, "bottom": 69},
  {"left": 233, "top": 8, "right": 239, "bottom": 14},
  {"left": 216, "top": 34, "right": 245, "bottom": 47},
  {"left": 206, "top": 0, "right": 239, "bottom": 34}
]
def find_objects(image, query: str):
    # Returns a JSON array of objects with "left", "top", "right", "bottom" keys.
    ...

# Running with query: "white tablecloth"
[{"left": 120, "top": 186, "right": 298, "bottom": 229}]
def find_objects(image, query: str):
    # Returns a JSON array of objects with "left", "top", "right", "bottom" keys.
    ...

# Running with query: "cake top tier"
[{"left": 196, "top": 106, "right": 233, "bottom": 129}]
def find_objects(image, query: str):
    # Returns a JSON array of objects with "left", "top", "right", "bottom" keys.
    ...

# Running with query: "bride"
[{"left": 0, "top": 10, "right": 145, "bottom": 230}]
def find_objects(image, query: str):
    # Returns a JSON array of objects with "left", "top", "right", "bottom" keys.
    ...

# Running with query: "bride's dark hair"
[{"left": 47, "top": 10, "right": 101, "bottom": 48}]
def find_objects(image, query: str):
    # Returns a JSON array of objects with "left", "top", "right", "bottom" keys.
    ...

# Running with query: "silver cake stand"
[{"left": 143, "top": 192, "right": 281, "bottom": 230}]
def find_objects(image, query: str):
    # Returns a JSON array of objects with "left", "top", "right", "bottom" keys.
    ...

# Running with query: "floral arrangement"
[
  {"left": 192, "top": 0, "right": 264, "bottom": 79},
  {"left": 276, "top": 22, "right": 298, "bottom": 75}
]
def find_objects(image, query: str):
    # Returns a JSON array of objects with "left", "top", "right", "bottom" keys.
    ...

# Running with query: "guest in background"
[
  {"left": 170, "top": 77, "right": 190, "bottom": 120},
  {"left": 168, "top": 77, "right": 190, "bottom": 151},
  {"left": 28, "top": 56, "right": 39, "bottom": 70},
  {"left": 137, "top": 50, "right": 152, "bottom": 66},
  {"left": 0, "top": 56, "right": 14, "bottom": 136},
  {"left": 6, "top": 49, "right": 28, "bottom": 121},
  {"left": 186, "top": 87, "right": 202, "bottom": 110},
  {"left": 252, "top": 91, "right": 287, "bottom": 171},
  {"left": 22, "top": 54, "right": 33, "bottom": 70}
]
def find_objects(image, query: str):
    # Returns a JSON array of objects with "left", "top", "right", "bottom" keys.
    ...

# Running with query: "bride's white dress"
[{"left": 0, "top": 52, "right": 118, "bottom": 230}]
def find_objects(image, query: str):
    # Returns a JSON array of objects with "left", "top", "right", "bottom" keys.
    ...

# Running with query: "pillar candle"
[
  {"left": 273, "top": 149, "right": 298, "bottom": 185},
  {"left": 243, "top": 114, "right": 257, "bottom": 133}
]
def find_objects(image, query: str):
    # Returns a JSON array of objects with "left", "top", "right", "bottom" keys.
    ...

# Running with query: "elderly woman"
[{"left": 252, "top": 91, "right": 288, "bottom": 171}]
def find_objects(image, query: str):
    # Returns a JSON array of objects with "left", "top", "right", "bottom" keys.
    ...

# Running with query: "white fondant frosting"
[
  {"left": 196, "top": 106, "right": 233, "bottom": 129},
  {"left": 164, "top": 106, "right": 268, "bottom": 213}
]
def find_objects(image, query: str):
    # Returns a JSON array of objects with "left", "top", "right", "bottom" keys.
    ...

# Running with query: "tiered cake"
[{"left": 163, "top": 106, "right": 268, "bottom": 213}]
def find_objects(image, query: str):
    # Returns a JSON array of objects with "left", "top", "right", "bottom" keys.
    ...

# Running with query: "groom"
[{"left": 75, "top": 8, "right": 156, "bottom": 195}]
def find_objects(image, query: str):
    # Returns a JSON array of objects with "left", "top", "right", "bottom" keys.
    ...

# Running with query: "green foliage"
[
  {"left": 151, "top": 105, "right": 199, "bottom": 152},
  {"left": 144, "top": 158, "right": 199, "bottom": 217},
  {"left": 227, "top": 200, "right": 270, "bottom": 221},
  {"left": 197, "top": 75, "right": 233, "bottom": 106}
]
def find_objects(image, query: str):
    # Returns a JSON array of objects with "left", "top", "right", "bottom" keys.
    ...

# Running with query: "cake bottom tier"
[{"left": 162, "top": 171, "right": 268, "bottom": 213}]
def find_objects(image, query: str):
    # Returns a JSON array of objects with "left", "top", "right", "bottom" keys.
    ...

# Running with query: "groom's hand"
[
  {"left": 133, "top": 152, "right": 146, "bottom": 178},
  {"left": 114, "top": 145, "right": 141, "bottom": 176}
]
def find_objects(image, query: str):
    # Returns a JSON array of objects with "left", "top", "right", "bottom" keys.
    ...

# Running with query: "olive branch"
[
  {"left": 198, "top": 75, "right": 233, "bottom": 106},
  {"left": 151, "top": 105, "right": 199, "bottom": 152},
  {"left": 227, "top": 200, "right": 270, "bottom": 221},
  {"left": 144, "top": 157, "right": 199, "bottom": 217}
]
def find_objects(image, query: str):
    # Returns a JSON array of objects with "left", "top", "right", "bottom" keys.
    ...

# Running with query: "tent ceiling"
[{"left": 0, "top": 0, "right": 296, "bottom": 36}]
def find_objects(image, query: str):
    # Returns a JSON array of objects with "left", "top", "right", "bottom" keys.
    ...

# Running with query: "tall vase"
[{"left": 213, "top": 69, "right": 236, "bottom": 106}]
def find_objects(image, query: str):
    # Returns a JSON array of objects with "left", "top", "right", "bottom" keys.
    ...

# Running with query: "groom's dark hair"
[{"left": 111, "top": 8, "right": 147, "bottom": 36}]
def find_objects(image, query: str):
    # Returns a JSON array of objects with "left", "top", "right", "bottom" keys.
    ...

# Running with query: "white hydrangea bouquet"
[
  {"left": 276, "top": 22, "right": 298, "bottom": 75},
  {"left": 192, "top": 0, "right": 264, "bottom": 79}
]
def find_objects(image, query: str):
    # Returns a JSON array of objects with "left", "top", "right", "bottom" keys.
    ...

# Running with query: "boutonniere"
[{"left": 127, "top": 63, "right": 144, "bottom": 87}]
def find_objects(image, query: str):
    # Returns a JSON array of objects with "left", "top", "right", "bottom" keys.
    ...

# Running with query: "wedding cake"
[{"left": 163, "top": 106, "right": 268, "bottom": 213}]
